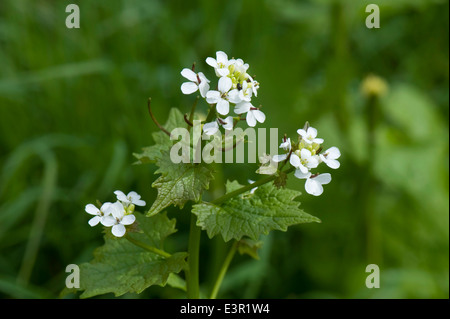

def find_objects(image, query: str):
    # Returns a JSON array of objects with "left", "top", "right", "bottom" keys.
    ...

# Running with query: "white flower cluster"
[
  {"left": 181, "top": 51, "right": 265, "bottom": 135},
  {"left": 84, "top": 190, "right": 145, "bottom": 237},
  {"left": 271, "top": 125, "right": 341, "bottom": 196}
]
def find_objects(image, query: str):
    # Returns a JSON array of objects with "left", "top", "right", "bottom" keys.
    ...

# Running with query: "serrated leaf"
[
  {"left": 133, "top": 144, "right": 167, "bottom": 164},
  {"left": 147, "top": 150, "right": 214, "bottom": 216},
  {"left": 192, "top": 181, "right": 321, "bottom": 242},
  {"left": 77, "top": 212, "right": 187, "bottom": 298}
]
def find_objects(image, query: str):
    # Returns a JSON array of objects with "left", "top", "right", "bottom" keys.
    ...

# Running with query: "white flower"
[
  {"left": 206, "top": 51, "right": 231, "bottom": 77},
  {"left": 294, "top": 172, "right": 331, "bottom": 196},
  {"left": 281, "top": 137, "right": 291, "bottom": 151},
  {"left": 114, "top": 190, "right": 146, "bottom": 207},
  {"left": 272, "top": 138, "right": 292, "bottom": 162},
  {"left": 203, "top": 121, "right": 219, "bottom": 135},
  {"left": 297, "top": 127, "right": 324, "bottom": 145},
  {"left": 234, "top": 101, "right": 265, "bottom": 127},
  {"left": 238, "top": 80, "right": 253, "bottom": 102},
  {"left": 85, "top": 202, "right": 112, "bottom": 227},
  {"left": 290, "top": 148, "right": 319, "bottom": 174},
  {"left": 180, "top": 69, "right": 210, "bottom": 98},
  {"left": 206, "top": 77, "right": 240, "bottom": 115},
  {"left": 102, "top": 201, "right": 136, "bottom": 237},
  {"left": 319, "top": 146, "right": 341, "bottom": 169},
  {"left": 247, "top": 75, "right": 259, "bottom": 97}
]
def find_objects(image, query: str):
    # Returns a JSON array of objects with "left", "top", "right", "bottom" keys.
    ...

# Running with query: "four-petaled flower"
[
  {"left": 85, "top": 202, "right": 112, "bottom": 227},
  {"left": 206, "top": 77, "right": 240, "bottom": 115},
  {"left": 290, "top": 148, "right": 319, "bottom": 174},
  {"left": 319, "top": 147, "right": 341, "bottom": 169},
  {"left": 180, "top": 68, "right": 210, "bottom": 98},
  {"left": 206, "top": 51, "right": 231, "bottom": 77},
  {"left": 114, "top": 190, "right": 146, "bottom": 207},
  {"left": 297, "top": 127, "right": 324, "bottom": 145},
  {"left": 234, "top": 102, "right": 265, "bottom": 127},
  {"left": 294, "top": 171, "right": 332, "bottom": 196},
  {"left": 102, "top": 201, "right": 136, "bottom": 238}
]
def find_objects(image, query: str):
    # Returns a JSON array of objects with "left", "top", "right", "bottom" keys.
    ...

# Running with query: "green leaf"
[
  {"left": 147, "top": 150, "right": 214, "bottom": 216},
  {"left": 132, "top": 144, "right": 167, "bottom": 164},
  {"left": 77, "top": 212, "right": 187, "bottom": 298},
  {"left": 237, "top": 238, "right": 263, "bottom": 260},
  {"left": 192, "top": 181, "right": 321, "bottom": 242}
]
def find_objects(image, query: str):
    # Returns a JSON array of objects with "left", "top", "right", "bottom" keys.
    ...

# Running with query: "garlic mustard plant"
[{"left": 76, "top": 51, "right": 340, "bottom": 299}]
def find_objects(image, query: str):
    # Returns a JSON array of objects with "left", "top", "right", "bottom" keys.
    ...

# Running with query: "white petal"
[
  {"left": 326, "top": 147, "right": 341, "bottom": 159},
  {"left": 272, "top": 154, "right": 287, "bottom": 162},
  {"left": 206, "top": 57, "right": 218, "bottom": 68},
  {"left": 305, "top": 178, "right": 323, "bottom": 196},
  {"left": 111, "top": 224, "right": 126, "bottom": 237},
  {"left": 198, "top": 81, "right": 210, "bottom": 98},
  {"left": 121, "top": 214, "right": 136, "bottom": 226},
  {"left": 234, "top": 101, "right": 251, "bottom": 114},
  {"left": 299, "top": 164, "right": 309, "bottom": 174},
  {"left": 221, "top": 116, "right": 234, "bottom": 130},
  {"left": 216, "top": 68, "right": 230, "bottom": 77},
  {"left": 109, "top": 201, "right": 125, "bottom": 219},
  {"left": 325, "top": 158, "right": 340, "bottom": 169},
  {"left": 216, "top": 99, "right": 229, "bottom": 115},
  {"left": 290, "top": 153, "right": 301, "bottom": 168},
  {"left": 297, "top": 129, "right": 307, "bottom": 137},
  {"left": 280, "top": 138, "right": 291, "bottom": 151},
  {"left": 313, "top": 173, "right": 332, "bottom": 185},
  {"left": 181, "top": 82, "right": 198, "bottom": 95},
  {"left": 218, "top": 76, "right": 232, "bottom": 93},
  {"left": 307, "top": 155, "right": 319, "bottom": 169},
  {"left": 203, "top": 121, "right": 219, "bottom": 135},
  {"left": 101, "top": 216, "right": 116, "bottom": 227},
  {"left": 133, "top": 199, "right": 146, "bottom": 206},
  {"left": 100, "top": 202, "right": 112, "bottom": 216},
  {"left": 300, "top": 148, "right": 312, "bottom": 159},
  {"left": 307, "top": 127, "right": 318, "bottom": 138},
  {"left": 85, "top": 204, "right": 100, "bottom": 216},
  {"left": 88, "top": 216, "right": 101, "bottom": 227},
  {"left": 313, "top": 138, "right": 324, "bottom": 144},
  {"left": 180, "top": 68, "right": 197, "bottom": 82},
  {"left": 126, "top": 191, "right": 139, "bottom": 200},
  {"left": 246, "top": 111, "right": 257, "bottom": 127},
  {"left": 114, "top": 190, "right": 127, "bottom": 201},
  {"left": 227, "top": 89, "right": 241, "bottom": 104},
  {"left": 294, "top": 169, "right": 311, "bottom": 179},
  {"left": 206, "top": 90, "right": 221, "bottom": 104},
  {"left": 252, "top": 110, "right": 265, "bottom": 124},
  {"left": 216, "top": 51, "right": 228, "bottom": 64}
]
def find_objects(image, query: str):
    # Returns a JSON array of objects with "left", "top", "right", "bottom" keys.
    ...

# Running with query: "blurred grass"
[{"left": 0, "top": 0, "right": 448, "bottom": 298}]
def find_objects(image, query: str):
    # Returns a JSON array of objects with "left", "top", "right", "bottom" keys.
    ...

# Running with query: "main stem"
[
  {"left": 210, "top": 241, "right": 238, "bottom": 299},
  {"left": 186, "top": 106, "right": 216, "bottom": 299},
  {"left": 187, "top": 213, "right": 201, "bottom": 298}
]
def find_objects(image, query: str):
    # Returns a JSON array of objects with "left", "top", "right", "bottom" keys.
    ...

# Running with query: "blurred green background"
[{"left": 0, "top": 0, "right": 448, "bottom": 299}]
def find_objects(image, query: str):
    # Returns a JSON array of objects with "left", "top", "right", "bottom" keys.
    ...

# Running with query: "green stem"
[
  {"left": 125, "top": 235, "right": 171, "bottom": 258},
  {"left": 210, "top": 241, "right": 238, "bottom": 299},
  {"left": 211, "top": 166, "right": 295, "bottom": 206},
  {"left": 187, "top": 96, "right": 199, "bottom": 133},
  {"left": 186, "top": 213, "right": 201, "bottom": 299}
]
